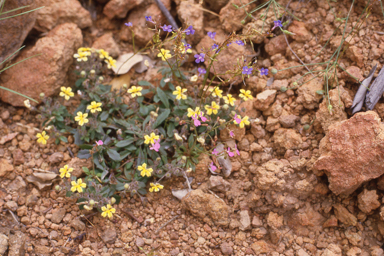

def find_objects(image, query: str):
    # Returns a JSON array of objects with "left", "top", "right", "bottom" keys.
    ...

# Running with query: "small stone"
[
  {"left": 71, "top": 219, "right": 85, "bottom": 231},
  {"left": 0, "top": 233, "right": 8, "bottom": 255},
  {"left": 51, "top": 208, "right": 66, "bottom": 224},
  {"left": 357, "top": 189, "right": 380, "bottom": 214},
  {"left": 48, "top": 152, "right": 64, "bottom": 164},
  {"left": 297, "top": 248, "right": 310, "bottom": 256},
  {"left": 253, "top": 90, "right": 277, "bottom": 111},
  {"left": 12, "top": 149, "right": 25, "bottom": 165},
  {"left": 273, "top": 128, "right": 302, "bottom": 150},
  {"left": 323, "top": 215, "right": 338, "bottom": 228},
  {"left": 333, "top": 204, "right": 357, "bottom": 226},
  {"left": 50, "top": 231, "right": 59, "bottom": 240},
  {"left": 8, "top": 231, "right": 26, "bottom": 256},
  {"left": 26, "top": 195, "right": 39, "bottom": 207},
  {"left": 8, "top": 176, "right": 26, "bottom": 192},
  {"left": 136, "top": 237, "right": 144, "bottom": 247},
  {"left": 1, "top": 110, "right": 10, "bottom": 120},
  {"left": 287, "top": 20, "right": 312, "bottom": 42},
  {"left": 0, "top": 158, "right": 14, "bottom": 177},
  {"left": 220, "top": 242, "right": 233, "bottom": 255},
  {"left": 92, "top": 33, "right": 120, "bottom": 58},
  {"left": 252, "top": 216, "right": 263, "bottom": 227},
  {"left": 251, "top": 240, "right": 271, "bottom": 254},
  {"left": 101, "top": 228, "right": 117, "bottom": 244},
  {"left": 239, "top": 210, "right": 251, "bottom": 231},
  {"left": 208, "top": 176, "right": 231, "bottom": 192},
  {"left": 266, "top": 212, "right": 283, "bottom": 229}
]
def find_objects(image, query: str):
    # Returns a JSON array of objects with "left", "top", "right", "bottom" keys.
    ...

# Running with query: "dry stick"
[
  {"left": 153, "top": 0, "right": 178, "bottom": 30},
  {"left": 155, "top": 215, "right": 180, "bottom": 234},
  {"left": 67, "top": 147, "right": 74, "bottom": 158},
  {"left": 7, "top": 209, "right": 20, "bottom": 225},
  {"left": 121, "top": 208, "right": 142, "bottom": 223}
]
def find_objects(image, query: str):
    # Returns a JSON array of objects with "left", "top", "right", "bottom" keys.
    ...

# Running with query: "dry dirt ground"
[{"left": 2, "top": 0, "right": 384, "bottom": 255}]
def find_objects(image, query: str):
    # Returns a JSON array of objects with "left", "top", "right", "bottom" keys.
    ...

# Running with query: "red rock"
[
  {"left": 291, "top": 203, "right": 325, "bottom": 227},
  {"left": 333, "top": 204, "right": 357, "bottom": 226},
  {"left": 253, "top": 90, "right": 277, "bottom": 111},
  {"left": 92, "top": 33, "right": 120, "bottom": 58},
  {"left": 323, "top": 215, "right": 338, "bottom": 228},
  {"left": 103, "top": 0, "right": 143, "bottom": 19},
  {"left": 343, "top": 66, "right": 363, "bottom": 82},
  {"left": 266, "top": 212, "right": 283, "bottom": 229},
  {"left": 12, "top": 149, "right": 25, "bottom": 165},
  {"left": 265, "top": 35, "right": 287, "bottom": 56},
  {"left": 177, "top": 1, "right": 204, "bottom": 44},
  {"left": 273, "top": 128, "right": 302, "bottom": 150},
  {"left": 377, "top": 175, "right": 384, "bottom": 190},
  {"left": 357, "top": 189, "right": 380, "bottom": 214},
  {"left": 0, "top": 23, "right": 82, "bottom": 106},
  {"left": 315, "top": 88, "right": 347, "bottom": 133},
  {"left": 346, "top": 46, "right": 364, "bottom": 67},
  {"left": 34, "top": 0, "right": 92, "bottom": 32},
  {"left": 314, "top": 111, "right": 384, "bottom": 195},
  {"left": 181, "top": 189, "right": 230, "bottom": 227},
  {"left": 251, "top": 240, "right": 272, "bottom": 254},
  {"left": 0, "top": 0, "right": 36, "bottom": 70},
  {"left": 0, "top": 158, "right": 14, "bottom": 177},
  {"left": 288, "top": 21, "right": 313, "bottom": 42},
  {"left": 296, "top": 79, "right": 323, "bottom": 110},
  {"left": 250, "top": 123, "right": 266, "bottom": 139}
]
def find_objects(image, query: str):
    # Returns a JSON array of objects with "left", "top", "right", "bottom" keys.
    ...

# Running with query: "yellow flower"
[
  {"left": 36, "top": 131, "right": 49, "bottom": 145},
  {"left": 239, "top": 89, "right": 253, "bottom": 101},
  {"left": 128, "top": 86, "right": 143, "bottom": 98},
  {"left": 205, "top": 101, "right": 220, "bottom": 115},
  {"left": 71, "top": 178, "right": 87, "bottom": 193},
  {"left": 138, "top": 163, "right": 153, "bottom": 177},
  {"left": 187, "top": 107, "right": 201, "bottom": 118},
  {"left": 101, "top": 204, "right": 116, "bottom": 219},
  {"left": 87, "top": 101, "right": 102, "bottom": 113},
  {"left": 173, "top": 86, "right": 187, "bottom": 100},
  {"left": 74, "top": 48, "right": 92, "bottom": 62},
  {"left": 144, "top": 132, "right": 159, "bottom": 145},
  {"left": 178, "top": 42, "right": 192, "bottom": 54},
  {"left": 59, "top": 165, "right": 73, "bottom": 178},
  {"left": 105, "top": 56, "right": 116, "bottom": 69},
  {"left": 60, "top": 87, "right": 74, "bottom": 100},
  {"left": 97, "top": 49, "right": 110, "bottom": 59},
  {"left": 75, "top": 112, "right": 89, "bottom": 126},
  {"left": 223, "top": 94, "right": 236, "bottom": 106},
  {"left": 157, "top": 49, "right": 172, "bottom": 61},
  {"left": 234, "top": 115, "right": 250, "bottom": 128},
  {"left": 210, "top": 87, "right": 223, "bottom": 98},
  {"left": 149, "top": 183, "right": 164, "bottom": 192}
]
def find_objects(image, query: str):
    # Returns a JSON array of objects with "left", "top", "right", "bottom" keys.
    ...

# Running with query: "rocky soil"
[{"left": 2, "top": 0, "right": 384, "bottom": 255}]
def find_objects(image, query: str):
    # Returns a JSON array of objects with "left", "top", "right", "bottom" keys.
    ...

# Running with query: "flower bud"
[
  {"left": 292, "top": 82, "right": 298, "bottom": 86},
  {"left": 124, "top": 184, "right": 130, "bottom": 190},
  {"left": 231, "top": 111, "right": 236, "bottom": 116},
  {"left": 280, "top": 86, "right": 287, "bottom": 92},
  {"left": 144, "top": 60, "right": 150, "bottom": 67},
  {"left": 55, "top": 185, "right": 62, "bottom": 192},
  {"left": 175, "top": 117, "right": 180, "bottom": 122},
  {"left": 181, "top": 156, "right": 187, "bottom": 161},
  {"left": 282, "top": 29, "right": 295, "bottom": 35},
  {"left": 131, "top": 189, "right": 137, "bottom": 194},
  {"left": 150, "top": 111, "right": 158, "bottom": 118},
  {"left": 123, "top": 84, "right": 128, "bottom": 89},
  {"left": 99, "top": 76, "right": 104, "bottom": 81},
  {"left": 186, "top": 168, "right": 192, "bottom": 173},
  {"left": 197, "top": 136, "right": 205, "bottom": 145},
  {"left": 241, "top": 20, "right": 245, "bottom": 24},
  {"left": 39, "top": 93, "right": 45, "bottom": 98},
  {"left": 219, "top": 119, "right": 226, "bottom": 124},
  {"left": 110, "top": 197, "right": 116, "bottom": 204},
  {"left": 164, "top": 78, "right": 171, "bottom": 83},
  {"left": 90, "top": 70, "right": 96, "bottom": 74},
  {"left": 174, "top": 133, "right": 183, "bottom": 141},
  {"left": 80, "top": 71, "right": 86, "bottom": 77},
  {"left": 83, "top": 205, "right": 93, "bottom": 211},
  {"left": 77, "top": 90, "right": 82, "bottom": 96},
  {"left": 222, "top": 104, "right": 229, "bottom": 110},
  {"left": 117, "top": 129, "right": 122, "bottom": 135},
  {"left": 271, "top": 68, "right": 278, "bottom": 74},
  {"left": 303, "top": 124, "right": 310, "bottom": 130},
  {"left": 24, "top": 99, "right": 31, "bottom": 109}
]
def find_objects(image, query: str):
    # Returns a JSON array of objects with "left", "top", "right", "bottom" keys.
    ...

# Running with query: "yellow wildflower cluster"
[
  {"left": 74, "top": 47, "right": 92, "bottom": 62},
  {"left": 128, "top": 86, "right": 143, "bottom": 98},
  {"left": 75, "top": 112, "right": 89, "bottom": 126},
  {"left": 173, "top": 86, "right": 187, "bottom": 100},
  {"left": 149, "top": 183, "right": 164, "bottom": 192},
  {"left": 144, "top": 132, "right": 159, "bottom": 145},
  {"left": 73, "top": 48, "right": 116, "bottom": 69},
  {"left": 60, "top": 87, "right": 74, "bottom": 100},
  {"left": 87, "top": 101, "right": 102, "bottom": 113},
  {"left": 157, "top": 49, "right": 172, "bottom": 61},
  {"left": 71, "top": 178, "right": 86, "bottom": 193}
]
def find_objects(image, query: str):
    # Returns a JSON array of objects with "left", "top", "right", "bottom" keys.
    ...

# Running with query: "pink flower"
[
  {"left": 234, "top": 114, "right": 241, "bottom": 124},
  {"left": 191, "top": 114, "right": 201, "bottom": 127},
  {"left": 234, "top": 144, "right": 240, "bottom": 156},
  {"left": 212, "top": 148, "right": 218, "bottom": 156},
  {"left": 96, "top": 140, "right": 103, "bottom": 146},
  {"left": 209, "top": 162, "right": 217, "bottom": 172},
  {"left": 199, "top": 113, "right": 208, "bottom": 122},
  {"left": 229, "top": 130, "right": 234, "bottom": 138},
  {"left": 150, "top": 139, "right": 161, "bottom": 152},
  {"left": 226, "top": 147, "right": 234, "bottom": 157}
]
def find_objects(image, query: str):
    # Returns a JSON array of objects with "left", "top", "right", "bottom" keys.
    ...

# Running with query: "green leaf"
[
  {"left": 100, "top": 111, "right": 109, "bottom": 121},
  {"left": 138, "top": 80, "right": 153, "bottom": 86},
  {"left": 153, "top": 109, "right": 171, "bottom": 128},
  {"left": 138, "top": 188, "right": 147, "bottom": 195},
  {"left": 115, "top": 138, "right": 135, "bottom": 147},
  {"left": 156, "top": 87, "right": 169, "bottom": 108},
  {"left": 167, "top": 122, "right": 175, "bottom": 137},
  {"left": 78, "top": 149, "right": 91, "bottom": 159},
  {"left": 82, "top": 167, "right": 90, "bottom": 175},
  {"left": 160, "top": 78, "right": 166, "bottom": 88},
  {"left": 66, "top": 191, "right": 73, "bottom": 197},
  {"left": 188, "top": 134, "right": 194, "bottom": 148},
  {"left": 59, "top": 136, "right": 68, "bottom": 143},
  {"left": 139, "top": 105, "right": 149, "bottom": 116},
  {"left": 107, "top": 149, "right": 121, "bottom": 161}
]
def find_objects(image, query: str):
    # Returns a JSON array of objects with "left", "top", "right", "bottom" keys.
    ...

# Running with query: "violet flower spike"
[
  {"left": 184, "top": 25, "right": 195, "bottom": 35},
  {"left": 125, "top": 22, "right": 132, "bottom": 27},
  {"left": 272, "top": 20, "right": 283, "bottom": 30},
  {"left": 210, "top": 162, "right": 217, "bottom": 172},
  {"left": 194, "top": 53, "right": 205, "bottom": 63},
  {"left": 207, "top": 31, "right": 216, "bottom": 40},
  {"left": 145, "top": 16, "right": 155, "bottom": 23},
  {"left": 235, "top": 40, "right": 244, "bottom": 46},
  {"left": 242, "top": 66, "right": 253, "bottom": 75}
]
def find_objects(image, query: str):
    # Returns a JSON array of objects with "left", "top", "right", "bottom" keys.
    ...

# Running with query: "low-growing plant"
[{"left": 30, "top": 15, "right": 270, "bottom": 218}]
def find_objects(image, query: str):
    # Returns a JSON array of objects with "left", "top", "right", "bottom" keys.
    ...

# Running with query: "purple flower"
[
  {"left": 145, "top": 16, "right": 154, "bottom": 23},
  {"left": 194, "top": 53, "right": 205, "bottom": 63},
  {"left": 184, "top": 25, "right": 195, "bottom": 35},
  {"left": 274, "top": 20, "right": 283, "bottom": 28},
  {"left": 209, "top": 162, "right": 217, "bottom": 172},
  {"left": 234, "top": 144, "right": 240, "bottom": 156},
  {"left": 259, "top": 68, "right": 269, "bottom": 76},
  {"left": 229, "top": 130, "right": 234, "bottom": 138},
  {"left": 199, "top": 113, "right": 208, "bottom": 122},
  {"left": 242, "top": 66, "right": 253, "bottom": 75},
  {"left": 125, "top": 22, "right": 132, "bottom": 27},
  {"left": 226, "top": 147, "right": 234, "bottom": 157},
  {"left": 212, "top": 148, "right": 218, "bottom": 156},
  {"left": 161, "top": 24, "right": 172, "bottom": 33},
  {"left": 234, "top": 114, "right": 241, "bottom": 124},
  {"left": 192, "top": 114, "right": 201, "bottom": 127},
  {"left": 212, "top": 44, "right": 219, "bottom": 50},
  {"left": 96, "top": 140, "right": 103, "bottom": 146},
  {"left": 198, "top": 67, "right": 206, "bottom": 75},
  {"left": 207, "top": 31, "right": 216, "bottom": 40},
  {"left": 235, "top": 40, "right": 244, "bottom": 46},
  {"left": 185, "top": 43, "right": 192, "bottom": 51},
  {"left": 150, "top": 139, "right": 161, "bottom": 152},
  {"left": 227, "top": 41, "right": 232, "bottom": 47}
]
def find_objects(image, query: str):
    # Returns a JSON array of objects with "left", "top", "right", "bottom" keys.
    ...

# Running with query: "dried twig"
[
  {"left": 155, "top": 215, "right": 180, "bottom": 234},
  {"left": 153, "top": 0, "right": 178, "bottom": 30},
  {"left": 7, "top": 209, "right": 20, "bottom": 225},
  {"left": 67, "top": 147, "right": 74, "bottom": 158},
  {"left": 121, "top": 208, "right": 142, "bottom": 223}
]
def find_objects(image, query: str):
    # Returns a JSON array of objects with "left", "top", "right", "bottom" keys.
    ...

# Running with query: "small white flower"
[
  {"left": 77, "top": 90, "right": 82, "bottom": 96},
  {"left": 186, "top": 168, "right": 192, "bottom": 173},
  {"left": 144, "top": 59, "right": 150, "bottom": 67},
  {"left": 45, "top": 125, "right": 52, "bottom": 131},
  {"left": 24, "top": 99, "right": 31, "bottom": 109},
  {"left": 174, "top": 133, "right": 183, "bottom": 141},
  {"left": 164, "top": 78, "right": 171, "bottom": 83},
  {"left": 197, "top": 136, "right": 205, "bottom": 145},
  {"left": 190, "top": 75, "right": 198, "bottom": 82}
]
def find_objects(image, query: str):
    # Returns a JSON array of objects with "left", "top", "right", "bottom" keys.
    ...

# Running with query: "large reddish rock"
[
  {"left": 0, "top": 0, "right": 36, "bottom": 69},
  {"left": 0, "top": 23, "right": 82, "bottom": 106},
  {"left": 314, "top": 111, "right": 384, "bottom": 195},
  {"left": 34, "top": 0, "right": 92, "bottom": 32},
  {"left": 265, "top": 35, "right": 287, "bottom": 56},
  {"left": 177, "top": 1, "right": 204, "bottom": 44},
  {"left": 220, "top": 0, "right": 254, "bottom": 33},
  {"left": 182, "top": 189, "right": 230, "bottom": 227},
  {"left": 103, "top": 0, "right": 143, "bottom": 20}
]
